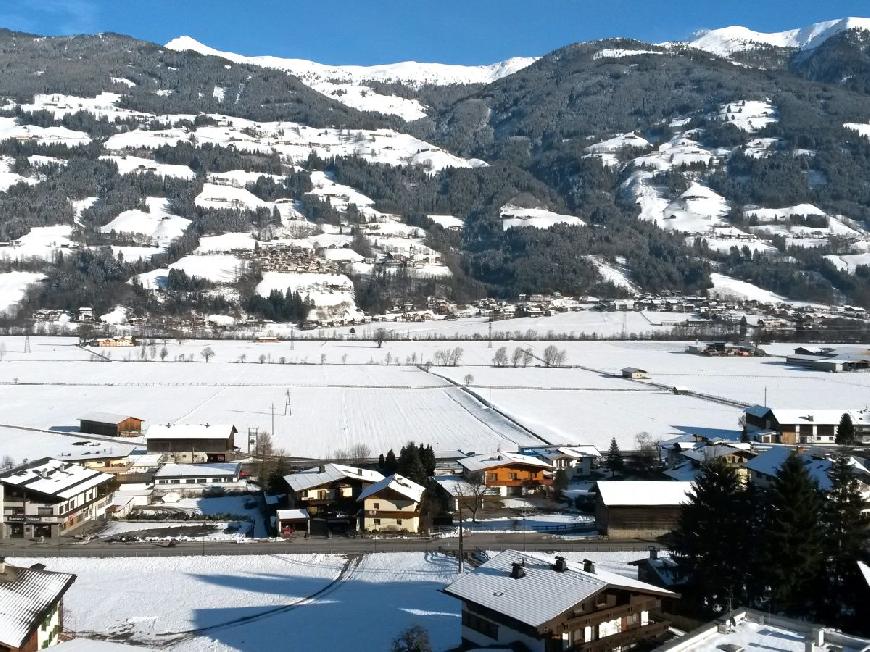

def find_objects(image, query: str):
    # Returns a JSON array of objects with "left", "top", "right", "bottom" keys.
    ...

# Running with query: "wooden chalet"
[
  {"left": 78, "top": 412, "right": 143, "bottom": 438},
  {"left": 0, "top": 559, "right": 76, "bottom": 651},
  {"left": 145, "top": 424, "right": 237, "bottom": 463},
  {"left": 444, "top": 550, "right": 676, "bottom": 652},
  {"left": 459, "top": 452, "right": 552, "bottom": 497},
  {"left": 283, "top": 464, "right": 383, "bottom": 527}
]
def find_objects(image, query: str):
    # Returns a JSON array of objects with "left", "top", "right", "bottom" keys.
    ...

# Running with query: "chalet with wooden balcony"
[
  {"left": 458, "top": 452, "right": 552, "bottom": 497},
  {"left": 358, "top": 473, "right": 425, "bottom": 533},
  {"left": 0, "top": 559, "right": 76, "bottom": 652},
  {"left": 444, "top": 550, "right": 676, "bottom": 652},
  {"left": 283, "top": 464, "right": 383, "bottom": 523},
  {"left": 0, "top": 459, "right": 114, "bottom": 540},
  {"left": 743, "top": 405, "right": 870, "bottom": 445},
  {"left": 145, "top": 423, "right": 237, "bottom": 463}
]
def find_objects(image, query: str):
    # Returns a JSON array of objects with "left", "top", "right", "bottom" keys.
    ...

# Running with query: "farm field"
[
  {"left": 9, "top": 550, "right": 646, "bottom": 651},
  {"left": 0, "top": 336, "right": 866, "bottom": 461}
]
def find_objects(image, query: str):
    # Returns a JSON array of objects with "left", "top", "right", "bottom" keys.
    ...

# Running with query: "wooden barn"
[
  {"left": 78, "top": 412, "right": 143, "bottom": 437},
  {"left": 595, "top": 481, "right": 693, "bottom": 539},
  {"left": 145, "top": 423, "right": 237, "bottom": 463}
]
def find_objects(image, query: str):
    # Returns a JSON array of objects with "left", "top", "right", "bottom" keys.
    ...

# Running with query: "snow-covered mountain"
[
  {"left": 688, "top": 17, "right": 870, "bottom": 57},
  {"left": 165, "top": 36, "right": 537, "bottom": 121}
]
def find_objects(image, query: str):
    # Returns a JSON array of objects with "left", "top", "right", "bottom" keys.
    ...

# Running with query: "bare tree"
[
  {"left": 492, "top": 346, "right": 509, "bottom": 367},
  {"left": 542, "top": 345, "right": 567, "bottom": 367},
  {"left": 521, "top": 347, "right": 534, "bottom": 367},
  {"left": 453, "top": 471, "right": 487, "bottom": 522},
  {"left": 200, "top": 346, "right": 215, "bottom": 363},
  {"left": 159, "top": 346, "right": 168, "bottom": 361},
  {"left": 348, "top": 443, "right": 371, "bottom": 464},
  {"left": 449, "top": 346, "right": 464, "bottom": 366},
  {"left": 511, "top": 346, "right": 525, "bottom": 368},
  {"left": 375, "top": 328, "right": 387, "bottom": 348},
  {"left": 463, "top": 374, "right": 474, "bottom": 386},
  {"left": 1, "top": 455, "right": 14, "bottom": 470}
]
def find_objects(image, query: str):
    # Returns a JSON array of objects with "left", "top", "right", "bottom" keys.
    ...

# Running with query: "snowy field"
[
  {"left": 11, "top": 550, "right": 644, "bottom": 651},
  {"left": 0, "top": 337, "right": 864, "bottom": 459}
]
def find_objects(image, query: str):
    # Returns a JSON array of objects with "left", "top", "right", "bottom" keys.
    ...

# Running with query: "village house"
[
  {"left": 628, "top": 547, "right": 684, "bottom": 593},
  {"left": 521, "top": 446, "right": 601, "bottom": 478},
  {"left": 621, "top": 367, "right": 649, "bottom": 380},
  {"left": 444, "top": 550, "right": 676, "bottom": 652},
  {"left": 594, "top": 481, "right": 693, "bottom": 539},
  {"left": 744, "top": 446, "right": 870, "bottom": 493},
  {"left": 459, "top": 452, "right": 552, "bottom": 497},
  {"left": 664, "top": 443, "right": 755, "bottom": 483},
  {"left": 145, "top": 423, "right": 237, "bottom": 463},
  {"left": 358, "top": 473, "right": 425, "bottom": 534},
  {"left": 87, "top": 336, "right": 134, "bottom": 348},
  {"left": 153, "top": 462, "right": 242, "bottom": 492},
  {"left": 0, "top": 459, "right": 115, "bottom": 540},
  {"left": 743, "top": 405, "right": 870, "bottom": 444},
  {"left": 0, "top": 558, "right": 76, "bottom": 651},
  {"left": 283, "top": 463, "right": 383, "bottom": 523},
  {"left": 78, "top": 413, "right": 143, "bottom": 438}
]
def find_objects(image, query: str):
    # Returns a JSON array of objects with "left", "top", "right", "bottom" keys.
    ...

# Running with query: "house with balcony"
[
  {"left": 521, "top": 445, "right": 601, "bottom": 478},
  {"left": 145, "top": 423, "right": 237, "bottom": 463},
  {"left": 358, "top": 473, "right": 425, "bottom": 533},
  {"left": 444, "top": 550, "right": 676, "bottom": 652},
  {"left": 743, "top": 406, "right": 870, "bottom": 444},
  {"left": 458, "top": 452, "right": 552, "bottom": 497},
  {"left": 0, "top": 459, "right": 115, "bottom": 540},
  {"left": 283, "top": 464, "right": 383, "bottom": 527},
  {"left": 0, "top": 559, "right": 76, "bottom": 651}
]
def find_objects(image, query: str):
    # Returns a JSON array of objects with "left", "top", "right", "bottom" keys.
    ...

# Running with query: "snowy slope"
[
  {"left": 688, "top": 17, "right": 870, "bottom": 57},
  {"left": 165, "top": 35, "right": 537, "bottom": 120}
]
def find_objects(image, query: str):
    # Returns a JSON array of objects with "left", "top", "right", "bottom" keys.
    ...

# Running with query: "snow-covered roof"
[
  {"left": 154, "top": 462, "right": 240, "bottom": 478},
  {"left": 745, "top": 447, "right": 869, "bottom": 490},
  {"left": 444, "top": 550, "right": 674, "bottom": 629},
  {"left": 459, "top": 451, "right": 551, "bottom": 473},
  {"left": 597, "top": 481, "right": 694, "bottom": 506},
  {"left": 745, "top": 405, "right": 870, "bottom": 428},
  {"left": 146, "top": 423, "right": 236, "bottom": 440},
  {"left": 358, "top": 473, "right": 425, "bottom": 503},
  {"left": 681, "top": 444, "right": 752, "bottom": 464},
  {"left": 0, "top": 564, "right": 76, "bottom": 648},
  {"left": 0, "top": 458, "right": 113, "bottom": 500},
  {"left": 284, "top": 463, "right": 383, "bottom": 492},
  {"left": 78, "top": 412, "right": 142, "bottom": 424},
  {"left": 276, "top": 509, "right": 309, "bottom": 520},
  {"left": 127, "top": 453, "right": 163, "bottom": 468}
]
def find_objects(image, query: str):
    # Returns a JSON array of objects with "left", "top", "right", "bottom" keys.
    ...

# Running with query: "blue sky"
[{"left": 1, "top": 0, "right": 869, "bottom": 64}]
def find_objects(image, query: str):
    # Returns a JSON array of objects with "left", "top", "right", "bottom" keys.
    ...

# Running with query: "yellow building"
[{"left": 358, "top": 473, "right": 425, "bottom": 534}]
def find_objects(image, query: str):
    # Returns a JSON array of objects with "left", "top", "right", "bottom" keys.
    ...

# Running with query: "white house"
[
  {"left": 0, "top": 459, "right": 115, "bottom": 539},
  {"left": 358, "top": 473, "right": 425, "bottom": 533},
  {"left": 153, "top": 462, "right": 242, "bottom": 492}
]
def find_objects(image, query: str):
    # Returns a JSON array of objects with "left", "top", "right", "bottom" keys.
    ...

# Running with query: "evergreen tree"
[
  {"left": 417, "top": 444, "right": 436, "bottom": 478},
  {"left": 762, "top": 453, "right": 826, "bottom": 617},
  {"left": 397, "top": 443, "right": 426, "bottom": 484},
  {"left": 671, "top": 459, "right": 754, "bottom": 615},
  {"left": 837, "top": 413, "right": 856, "bottom": 446},
  {"left": 822, "top": 454, "right": 868, "bottom": 627},
  {"left": 604, "top": 438, "right": 624, "bottom": 476},
  {"left": 383, "top": 449, "right": 398, "bottom": 475},
  {"left": 378, "top": 453, "right": 386, "bottom": 471}
]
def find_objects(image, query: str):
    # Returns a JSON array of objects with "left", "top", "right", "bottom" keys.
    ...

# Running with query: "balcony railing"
[{"left": 571, "top": 621, "right": 670, "bottom": 652}]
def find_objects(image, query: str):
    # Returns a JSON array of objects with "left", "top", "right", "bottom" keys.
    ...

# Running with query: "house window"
[
  {"left": 373, "top": 502, "right": 380, "bottom": 510},
  {"left": 509, "top": 472, "right": 518, "bottom": 481},
  {"left": 373, "top": 518, "right": 381, "bottom": 525},
  {"left": 486, "top": 473, "right": 497, "bottom": 483},
  {"left": 462, "top": 610, "right": 498, "bottom": 640},
  {"left": 396, "top": 519, "right": 403, "bottom": 525}
]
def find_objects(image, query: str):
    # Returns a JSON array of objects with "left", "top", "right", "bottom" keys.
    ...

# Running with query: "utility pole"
[
  {"left": 271, "top": 403, "right": 275, "bottom": 441},
  {"left": 457, "top": 504, "right": 464, "bottom": 573}
]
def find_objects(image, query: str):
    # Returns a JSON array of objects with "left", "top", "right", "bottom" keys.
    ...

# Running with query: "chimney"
[
  {"left": 510, "top": 562, "right": 526, "bottom": 579},
  {"left": 649, "top": 546, "right": 658, "bottom": 560},
  {"left": 583, "top": 559, "right": 595, "bottom": 574},
  {"left": 553, "top": 556, "right": 567, "bottom": 573}
]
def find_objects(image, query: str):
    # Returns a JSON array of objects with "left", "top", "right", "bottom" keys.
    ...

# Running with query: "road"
[{"left": 0, "top": 533, "right": 655, "bottom": 558}]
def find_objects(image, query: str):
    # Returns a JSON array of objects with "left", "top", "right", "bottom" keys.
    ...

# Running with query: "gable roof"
[
  {"left": 444, "top": 550, "right": 674, "bottom": 629},
  {"left": 0, "top": 458, "right": 114, "bottom": 500},
  {"left": 597, "top": 481, "right": 694, "bottom": 506},
  {"left": 745, "top": 447, "right": 869, "bottom": 490},
  {"left": 78, "top": 412, "right": 142, "bottom": 424},
  {"left": 358, "top": 473, "right": 425, "bottom": 503},
  {"left": 284, "top": 463, "right": 383, "bottom": 492},
  {"left": 681, "top": 444, "right": 753, "bottom": 464},
  {"left": 145, "top": 423, "right": 236, "bottom": 440},
  {"left": 154, "top": 462, "right": 241, "bottom": 478},
  {"left": 0, "top": 564, "right": 76, "bottom": 648},
  {"left": 744, "top": 406, "right": 870, "bottom": 428},
  {"left": 459, "top": 451, "right": 551, "bottom": 473}
]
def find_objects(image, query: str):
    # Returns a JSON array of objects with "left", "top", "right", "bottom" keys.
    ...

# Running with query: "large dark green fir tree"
[
  {"left": 762, "top": 452, "right": 826, "bottom": 617},
  {"left": 605, "top": 437, "right": 624, "bottom": 476},
  {"left": 822, "top": 454, "right": 868, "bottom": 628},
  {"left": 670, "top": 458, "right": 755, "bottom": 615},
  {"left": 836, "top": 413, "right": 856, "bottom": 445}
]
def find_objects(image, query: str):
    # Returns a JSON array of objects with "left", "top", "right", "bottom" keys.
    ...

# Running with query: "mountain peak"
[{"left": 688, "top": 16, "right": 870, "bottom": 57}]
